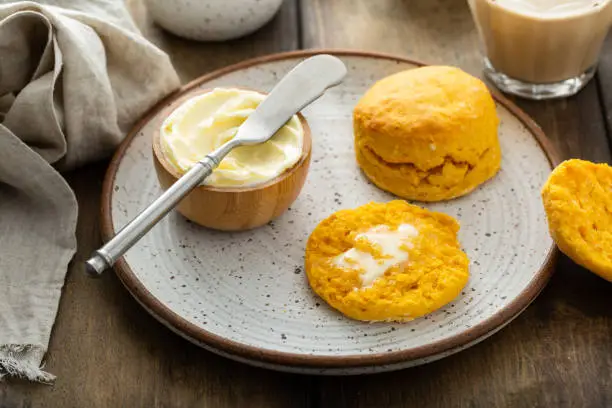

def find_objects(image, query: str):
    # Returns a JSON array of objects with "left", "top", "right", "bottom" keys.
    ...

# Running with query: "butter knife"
[{"left": 85, "top": 54, "right": 347, "bottom": 276}]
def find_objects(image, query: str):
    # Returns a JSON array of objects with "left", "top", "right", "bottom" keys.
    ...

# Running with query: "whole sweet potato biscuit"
[
  {"left": 542, "top": 159, "right": 612, "bottom": 281},
  {"left": 305, "top": 200, "right": 469, "bottom": 322},
  {"left": 354, "top": 66, "right": 501, "bottom": 201}
]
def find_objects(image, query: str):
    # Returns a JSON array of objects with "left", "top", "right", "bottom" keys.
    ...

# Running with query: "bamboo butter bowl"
[{"left": 152, "top": 89, "right": 312, "bottom": 231}]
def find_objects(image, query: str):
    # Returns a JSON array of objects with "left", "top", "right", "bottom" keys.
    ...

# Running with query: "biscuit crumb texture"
[
  {"left": 353, "top": 66, "right": 501, "bottom": 202},
  {"left": 542, "top": 159, "right": 612, "bottom": 281},
  {"left": 305, "top": 200, "right": 469, "bottom": 322}
]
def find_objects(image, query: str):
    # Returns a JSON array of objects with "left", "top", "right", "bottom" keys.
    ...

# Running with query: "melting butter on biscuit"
[{"left": 334, "top": 224, "right": 419, "bottom": 287}]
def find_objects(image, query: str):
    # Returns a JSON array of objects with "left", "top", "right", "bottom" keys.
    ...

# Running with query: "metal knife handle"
[
  {"left": 86, "top": 156, "right": 217, "bottom": 276},
  {"left": 234, "top": 54, "right": 347, "bottom": 144}
]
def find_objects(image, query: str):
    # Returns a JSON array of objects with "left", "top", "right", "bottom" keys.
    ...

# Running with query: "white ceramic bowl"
[{"left": 145, "top": 0, "right": 284, "bottom": 41}]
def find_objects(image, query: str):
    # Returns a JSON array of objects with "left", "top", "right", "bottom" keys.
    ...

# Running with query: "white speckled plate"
[{"left": 102, "top": 50, "right": 559, "bottom": 374}]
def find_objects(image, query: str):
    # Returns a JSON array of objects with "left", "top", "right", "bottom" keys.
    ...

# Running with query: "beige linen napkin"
[{"left": 0, "top": 0, "right": 180, "bottom": 382}]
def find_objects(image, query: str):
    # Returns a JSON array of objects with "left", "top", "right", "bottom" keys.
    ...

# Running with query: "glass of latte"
[{"left": 468, "top": 0, "right": 612, "bottom": 99}]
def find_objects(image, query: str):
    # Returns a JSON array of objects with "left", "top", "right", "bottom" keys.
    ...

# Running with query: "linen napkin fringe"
[{"left": 0, "top": 344, "right": 55, "bottom": 383}]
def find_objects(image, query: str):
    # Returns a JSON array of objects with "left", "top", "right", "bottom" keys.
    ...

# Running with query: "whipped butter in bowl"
[
  {"left": 152, "top": 87, "right": 312, "bottom": 231},
  {"left": 160, "top": 88, "right": 305, "bottom": 188}
]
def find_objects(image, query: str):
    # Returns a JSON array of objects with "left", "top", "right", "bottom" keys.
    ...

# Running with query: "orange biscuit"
[
  {"left": 542, "top": 159, "right": 612, "bottom": 281},
  {"left": 353, "top": 66, "right": 501, "bottom": 201},
  {"left": 305, "top": 200, "right": 470, "bottom": 322}
]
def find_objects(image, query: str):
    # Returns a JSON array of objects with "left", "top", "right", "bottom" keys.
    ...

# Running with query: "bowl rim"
[
  {"left": 101, "top": 49, "right": 561, "bottom": 370},
  {"left": 152, "top": 87, "right": 312, "bottom": 193}
]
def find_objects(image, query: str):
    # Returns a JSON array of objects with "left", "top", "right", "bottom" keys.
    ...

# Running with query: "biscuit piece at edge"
[{"left": 542, "top": 159, "right": 612, "bottom": 281}]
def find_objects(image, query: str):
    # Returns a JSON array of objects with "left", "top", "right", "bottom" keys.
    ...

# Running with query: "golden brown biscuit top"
[{"left": 353, "top": 66, "right": 497, "bottom": 143}]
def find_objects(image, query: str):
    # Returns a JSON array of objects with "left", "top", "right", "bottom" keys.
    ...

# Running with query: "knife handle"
[{"left": 85, "top": 157, "right": 217, "bottom": 276}]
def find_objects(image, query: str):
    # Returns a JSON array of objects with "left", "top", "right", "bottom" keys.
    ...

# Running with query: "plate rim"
[{"left": 101, "top": 49, "right": 561, "bottom": 369}]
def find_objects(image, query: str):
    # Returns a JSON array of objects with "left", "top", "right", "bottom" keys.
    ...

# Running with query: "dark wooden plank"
[
  {"left": 301, "top": 0, "right": 612, "bottom": 407},
  {"left": 508, "top": 83, "right": 611, "bottom": 162},
  {"left": 596, "top": 33, "right": 612, "bottom": 160},
  {"left": 0, "top": 1, "right": 310, "bottom": 407}
]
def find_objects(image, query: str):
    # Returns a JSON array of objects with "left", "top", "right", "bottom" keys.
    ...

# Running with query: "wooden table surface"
[{"left": 2, "top": 1, "right": 612, "bottom": 407}]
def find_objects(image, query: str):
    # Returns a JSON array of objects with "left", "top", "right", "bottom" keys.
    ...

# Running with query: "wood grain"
[{"left": 301, "top": 0, "right": 612, "bottom": 406}]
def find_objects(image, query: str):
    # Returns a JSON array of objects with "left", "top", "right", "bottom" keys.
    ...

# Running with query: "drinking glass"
[{"left": 467, "top": 0, "right": 612, "bottom": 100}]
